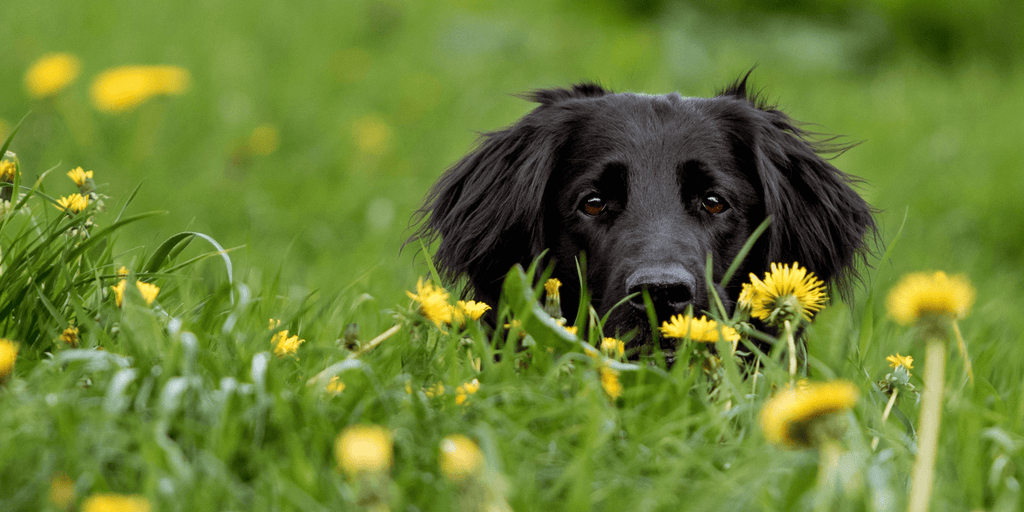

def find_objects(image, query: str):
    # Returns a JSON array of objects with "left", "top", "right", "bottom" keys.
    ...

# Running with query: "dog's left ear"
[
  {"left": 411, "top": 83, "right": 611, "bottom": 303},
  {"left": 719, "top": 77, "right": 876, "bottom": 294}
]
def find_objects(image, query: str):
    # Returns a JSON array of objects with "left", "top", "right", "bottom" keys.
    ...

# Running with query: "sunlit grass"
[{"left": 0, "top": 129, "right": 1013, "bottom": 510}]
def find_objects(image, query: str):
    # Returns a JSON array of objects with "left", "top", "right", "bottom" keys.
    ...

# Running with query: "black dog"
[{"left": 413, "top": 74, "right": 875, "bottom": 346}]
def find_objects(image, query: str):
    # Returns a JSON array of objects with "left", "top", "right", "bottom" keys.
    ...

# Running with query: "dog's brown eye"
[
  {"left": 702, "top": 195, "right": 727, "bottom": 214},
  {"left": 582, "top": 195, "right": 606, "bottom": 216}
]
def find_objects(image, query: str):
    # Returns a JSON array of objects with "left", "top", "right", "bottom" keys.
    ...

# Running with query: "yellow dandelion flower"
[
  {"left": 135, "top": 281, "right": 159, "bottom": 306},
  {"left": 660, "top": 314, "right": 740, "bottom": 343},
  {"left": 742, "top": 262, "right": 827, "bottom": 324},
  {"left": 563, "top": 325, "right": 578, "bottom": 337},
  {"left": 117, "top": 266, "right": 129, "bottom": 278},
  {"left": 60, "top": 326, "right": 79, "bottom": 348},
  {"left": 0, "top": 160, "right": 16, "bottom": 182},
  {"left": 249, "top": 124, "right": 280, "bottom": 156},
  {"left": 48, "top": 472, "right": 76, "bottom": 510},
  {"left": 544, "top": 278, "right": 562, "bottom": 297},
  {"left": 90, "top": 65, "right": 191, "bottom": 114},
  {"left": 67, "top": 167, "right": 94, "bottom": 187},
  {"left": 543, "top": 278, "right": 565, "bottom": 319},
  {"left": 760, "top": 380, "right": 859, "bottom": 448},
  {"left": 352, "top": 113, "right": 392, "bottom": 156},
  {"left": 272, "top": 330, "right": 304, "bottom": 358},
  {"left": 424, "top": 381, "right": 446, "bottom": 398},
  {"left": 455, "top": 378, "right": 480, "bottom": 405},
  {"left": 600, "top": 337, "right": 625, "bottom": 359},
  {"left": 886, "top": 353, "right": 914, "bottom": 371},
  {"left": 111, "top": 279, "right": 127, "bottom": 308},
  {"left": 0, "top": 339, "right": 18, "bottom": 382},
  {"left": 406, "top": 278, "right": 453, "bottom": 327},
  {"left": 24, "top": 53, "right": 80, "bottom": 98},
  {"left": 326, "top": 376, "right": 346, "bottom": 395},
  {"left": 81, "top": 493, "right": 151, "bottom": 512},
  {"left": 738, "top": 282, "right": 755, "bottom": 311},
  {"left": 599, "top": 364, "right": 622, "bottom": 401},
  {"left": 452, "top": 300, "right": 490, "bottom": 325},
  {"left": 439, "top": 434, "right": 485, "bottom": 483},
  {"left": 335, "top": 425, "right": 393, "bottom": 477},
  {"left": 886, "top": 271, "right": 975, "bottom": 326},
  {"left": 55, "top": 193, "right": 89, "bottom": 214}
]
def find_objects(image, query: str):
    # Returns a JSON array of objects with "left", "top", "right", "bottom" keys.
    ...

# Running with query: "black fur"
[{"left": 412, "top": 75, "right": 875, "bottom": 345}]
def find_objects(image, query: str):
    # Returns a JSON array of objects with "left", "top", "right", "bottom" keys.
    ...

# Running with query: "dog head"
[{"left": 413, "top": 75, "right": 875, "bottom": 343}]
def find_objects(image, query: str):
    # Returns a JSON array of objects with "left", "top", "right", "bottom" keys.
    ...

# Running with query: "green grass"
[{"left": 3, "top": 1, "right": 1024, "bottom": 510}]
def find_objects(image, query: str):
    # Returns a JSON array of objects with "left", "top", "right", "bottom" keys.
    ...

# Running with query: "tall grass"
[{"left": 2, "top": 132, "right": 1021, "bottom": 511}]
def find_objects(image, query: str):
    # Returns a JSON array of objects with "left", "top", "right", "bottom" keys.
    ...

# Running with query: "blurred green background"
[{"left": 3, "top": 0, "right": 1023, "bottom": 323}]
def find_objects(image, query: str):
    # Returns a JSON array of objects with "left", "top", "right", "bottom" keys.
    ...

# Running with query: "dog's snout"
[{"left": 625, "top": 265, "right": 697, "bottom": 316}]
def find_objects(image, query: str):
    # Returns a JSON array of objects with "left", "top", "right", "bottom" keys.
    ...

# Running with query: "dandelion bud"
[
  {"left": 0, "top": 339, "right": 18, "bottom": 384},
  {"left": 335, "top": 425, "right": 393, "bottom": 477},
  {"left": 543, "top": 278, "right": 563, "bottom": 320},
  {"left": 439, "top": 434, "right": 485, "bottom": 483}
]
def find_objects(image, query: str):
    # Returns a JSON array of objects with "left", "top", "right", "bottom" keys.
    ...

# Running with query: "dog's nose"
[{"left": 625, "top": 265, "right": 697, "bottom": 315}]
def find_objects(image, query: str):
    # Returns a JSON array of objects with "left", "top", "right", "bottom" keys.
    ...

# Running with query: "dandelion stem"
[
  {"left": 871, "top": 388, "right": 899, "bottom": 451},
  {"left": 751, "top": 354, "right": 761, "bottom": 395},
  {"left": 349, "top": 323, "right": 402, "bottom": 360},
  {"left": 814, "top": 436, "right": 842, "bottom": 512},
  {"left": 951, "top": 320, "right": 973, "bottom": 384},
  {"left": 785, "top": 320, "right": 797, "bottom": 384},
  {"left": 908, "top": 337, "right": 946, "bottom": 512}
]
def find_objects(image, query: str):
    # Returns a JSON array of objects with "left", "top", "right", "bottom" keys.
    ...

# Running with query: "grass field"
[{"left": 2, "top": 1, "right": 1024, "bottom": 510}]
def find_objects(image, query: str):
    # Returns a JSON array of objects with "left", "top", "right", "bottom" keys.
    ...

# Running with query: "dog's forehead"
[{"left": 567, "top": 92, "right": 729, "bottom": 156}]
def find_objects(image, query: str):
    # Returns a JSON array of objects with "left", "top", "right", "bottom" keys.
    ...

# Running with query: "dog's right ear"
[{"left": 410, "top": 83, "right": 610, "bottom": 303}]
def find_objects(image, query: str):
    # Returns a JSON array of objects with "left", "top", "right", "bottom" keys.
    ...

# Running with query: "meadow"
[{"left": 2, "top": 0, "right": 1024, "bottom": 510}]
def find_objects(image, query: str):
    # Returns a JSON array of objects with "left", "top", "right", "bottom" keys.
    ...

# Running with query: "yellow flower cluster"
[
  {"left": 600, "top": 337, "right": 625, "bottom": 359},
  {"left": 599, "top": 364, "right": 622, "bottom": 401},
  {"left": 660, "top": 314, "right": 739, "bottom": 343},
  {"left": 48, "top": 472, "right": 76, "bottom": 510},
  {"left": 439, "top": 434, "right": 485, "bottom": 483},
  {"left": 81, "top": 493, "right": 151, "bottom": 512},
  {"left": 248, "top": 124, "right": 280, "bottom": 156},
  {"left": 760, "top": 380, "right": 859, "bottom": 448},
  {"left": 455, "top": 378, "right": 480, "bottom": 405},
  {"left": 135, "top": 281, "right": 160, "bottom": 306},
  {"left": 0, "top": 160, "right": 16, "bottom": 182},
  {"left": 326, "top": 376, "right": 346, "bottom": 395},
  {"left": 407, "top": 278, "right": 453, "bottom": 326},
  {"left": 406, "top": 278, "right": 490, "bottom": 328},
  {"left": 67, "top": 167, "right": 93, "bottom": 188},
  {"left": 271, "top": 329, "right": 304, "bottom": 358},
  {"left": 335, "top": 425, "right": 393, "bottom": 477},
  {"left": 544, "top": 278, "right": 562, "bottom": 297},
  {"left": 61, "top": 326, "right": 80, "bottom": 348},
  {"left": 453, "top": 300, "right": 491, "bottom": 325},
  {"left": 110, "top": 279, "right": 160, "bottom": 308},
  {"left": 352, "top": 113, "right": 393, "bottom": 156},
  {"left": 886, "top": 353, "right": 913, "bottom": 371},
  {"left": 24, "top": 53, "right": 81, "bottom": 98},
  {"left": 55, "top": 193, "right": 89, "bottom": 214},
  {"left": 111, "top": 280, "right": 127, "bottom": 307},
  {"left": 0, "top": 339, "right": 18, "bottom": 383},
  {"left": 424, "top": 381, "right": 446, "bottom": 398},
  {"left": 90, "top": 65, "right": 191, "bottom": 114},
  {"left": 741, "top": 262, "right": 826, "bottom": 324},
  {"left": 886, "top": 271, "right": 975, "bottom": 326}
]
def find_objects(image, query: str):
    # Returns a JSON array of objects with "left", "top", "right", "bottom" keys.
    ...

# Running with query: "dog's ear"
[
  {"left": 411, "top": 83, "right": 611, "bottom": 301},
  {"left": 719, "top": 75, "right": 876, "bottom": 296}
]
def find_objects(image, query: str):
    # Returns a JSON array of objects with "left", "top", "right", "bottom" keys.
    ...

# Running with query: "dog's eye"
[
  {"left": 581, "top": 195, "right": 606, "bottom": 216},
  {"left": 702, "top": 195, "right": 728, "bottom": 214}
]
